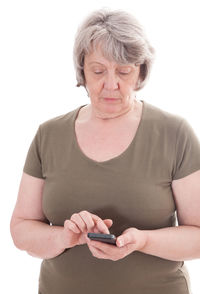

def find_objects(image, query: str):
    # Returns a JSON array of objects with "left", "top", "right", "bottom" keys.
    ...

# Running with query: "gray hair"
[{"left": 73, "top": 8, "right": 155, "bottom": 91}]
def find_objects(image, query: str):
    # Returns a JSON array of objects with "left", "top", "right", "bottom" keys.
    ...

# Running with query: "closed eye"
[{"left": 94, "top": 72, "right": 129, "bottom": 75}]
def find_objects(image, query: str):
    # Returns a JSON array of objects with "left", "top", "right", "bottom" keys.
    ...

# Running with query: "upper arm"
[
  {"left": 10, "top": 172, "right": 48, "bottom": 229},
  {"left": 171, "top": 169, "right": 200, "bottom": 227}
]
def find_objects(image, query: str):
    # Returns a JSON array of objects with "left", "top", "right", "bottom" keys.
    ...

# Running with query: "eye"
[{"left": 119, "top": 72, "right": 129, "bottom": 75}]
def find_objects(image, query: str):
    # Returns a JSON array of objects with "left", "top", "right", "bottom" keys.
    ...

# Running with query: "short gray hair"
[{"left": 73, "top": 8, "right": 155, "bottom": 91}]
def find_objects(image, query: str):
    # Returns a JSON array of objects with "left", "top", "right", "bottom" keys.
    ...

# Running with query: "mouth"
[{"left": 103, "top": 98, "right": 120, "bottom": 101}]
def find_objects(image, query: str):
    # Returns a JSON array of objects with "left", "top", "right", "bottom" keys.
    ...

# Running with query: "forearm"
[
  {"left": 139, "top": 225, "right": 200, "bottom": 261},
  {"left": 11, "top": 219, "right": 67, "bottom": 259}
]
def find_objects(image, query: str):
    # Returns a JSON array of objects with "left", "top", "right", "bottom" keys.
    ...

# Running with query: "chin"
[{"left": 100, "top": 101, "right": 121, "bottom": 108}]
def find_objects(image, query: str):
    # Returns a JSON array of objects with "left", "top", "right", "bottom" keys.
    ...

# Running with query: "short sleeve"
[
  {"left": 172, "top": 118, "right": 200, "bottom": 180},
  {"left": 23, "top": 125, "right": 45, "bottom": 179}
]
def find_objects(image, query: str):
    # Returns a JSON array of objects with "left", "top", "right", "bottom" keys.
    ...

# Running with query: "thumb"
[{"left": 116, "top": 232, "right": 133, "bottom": 248}]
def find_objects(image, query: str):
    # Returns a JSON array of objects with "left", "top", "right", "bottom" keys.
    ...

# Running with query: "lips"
[{"left": 103, "top": 98, "right": 120, "bottom": 100}]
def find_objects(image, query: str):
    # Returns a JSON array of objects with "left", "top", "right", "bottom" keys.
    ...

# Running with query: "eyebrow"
[
  {"left": 88, "top": 62, "right": 102, "bottom": 64},
  {"left": 88, "top": 62, "right": 108, "bottom": 66},
  {"left": 88, "top": 62, "right": 134, "bottom": 68}
]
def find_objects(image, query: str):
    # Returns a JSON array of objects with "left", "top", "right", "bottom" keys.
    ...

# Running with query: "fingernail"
[{"left": 118, "top": 239, "right": 124, "bottom": 247}]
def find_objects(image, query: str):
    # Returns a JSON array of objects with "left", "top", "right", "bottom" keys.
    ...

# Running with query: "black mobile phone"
[{"left": 87, "top": 233, "right": 117, "bottom": 245}]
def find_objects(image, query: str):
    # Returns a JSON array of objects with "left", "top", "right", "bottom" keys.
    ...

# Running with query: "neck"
[{"left": 82, "top": 99, "right": 140, "bottom": 127}]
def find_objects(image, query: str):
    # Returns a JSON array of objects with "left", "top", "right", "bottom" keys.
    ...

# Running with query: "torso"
[{"left": 74, "top": 100, "right": 143, "bottom": 162}]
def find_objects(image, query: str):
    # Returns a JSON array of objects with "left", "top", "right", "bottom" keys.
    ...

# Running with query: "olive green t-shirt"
[{"left": 23, "top": 100, "right": 200, "bottom": 294}]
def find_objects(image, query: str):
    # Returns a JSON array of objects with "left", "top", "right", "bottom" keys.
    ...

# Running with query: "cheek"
[
  {"left": 121, "top": 81, "right": 135, "bottom": 94},
  {"left": 125, "top": 78, "right": 138, "bottom": 92},
  {"left": 87, "top": 81, "right": 103, "bottom": 95}
]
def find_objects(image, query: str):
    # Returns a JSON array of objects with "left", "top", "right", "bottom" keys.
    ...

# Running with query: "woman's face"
[{"left": 83, "top": 44, "right": 140, "bottom": 118}]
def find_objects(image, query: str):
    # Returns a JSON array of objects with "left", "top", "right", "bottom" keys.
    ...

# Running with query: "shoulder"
[
  {"left": 144, "top": 100, "right": 185, "bottom": 133},
  {"left": 38, "top": 106, "right": 80, "bottom": 135}
]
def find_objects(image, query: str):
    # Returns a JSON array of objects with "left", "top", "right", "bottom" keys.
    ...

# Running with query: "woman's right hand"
[{"left": 61, "top": 211, "right": 113, "bottom": 248}]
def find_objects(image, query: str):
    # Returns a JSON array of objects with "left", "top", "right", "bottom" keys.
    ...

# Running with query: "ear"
[
  {"left": 134, "top": 65, "right": 141, "bottom": 90},
  {"left": 133, "top": 78, "right": 141, "bottom": 91},
  {"left": 137, "top": 79, "right": 141, "bottom": 88},
  {"left": 85, "top": 85, "right": 89, "bottom": 97}
]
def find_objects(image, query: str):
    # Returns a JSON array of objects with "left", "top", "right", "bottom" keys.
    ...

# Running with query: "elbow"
[
  {"left": 10, "top": 217, "right": 25, "bottom": 250},
  {"left": 26, "top": 251, "right": 42, "bottom": 259},
  {"left": 10, "top": 224, "right": 21, "bottom": 250},
  {"left": 10, "top": 218, "right": 18, "bottom": 247}
]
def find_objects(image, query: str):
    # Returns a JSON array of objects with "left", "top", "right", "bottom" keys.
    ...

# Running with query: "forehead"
[{"left": 84, "top": 44, "right": 132, "bottom": 68}]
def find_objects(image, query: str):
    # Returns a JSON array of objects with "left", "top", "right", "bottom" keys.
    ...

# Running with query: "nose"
[{"left": 103, "top": 72, "right": 119, "bottom": 91}]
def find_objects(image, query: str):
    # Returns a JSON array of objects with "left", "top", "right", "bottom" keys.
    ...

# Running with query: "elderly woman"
[{"left": 10, "top": 8, "right": 200, "bottom": 294}]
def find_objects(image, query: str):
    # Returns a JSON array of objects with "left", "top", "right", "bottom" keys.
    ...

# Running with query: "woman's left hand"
[{"left": 86, "top": 227, "right": 148, "bottom": 261}]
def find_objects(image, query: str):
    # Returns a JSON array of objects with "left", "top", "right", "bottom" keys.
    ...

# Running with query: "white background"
[{"left": 1, "top": 0, "right": 200, "bottom": 293}]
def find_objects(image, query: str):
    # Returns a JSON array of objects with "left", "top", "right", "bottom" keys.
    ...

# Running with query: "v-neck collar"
[{"left": 72, "top": 99, "right": 146, "bottom": 164}]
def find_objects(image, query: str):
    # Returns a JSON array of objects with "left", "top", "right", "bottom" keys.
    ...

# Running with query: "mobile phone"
[{"left": 87, "top": 233, "right": 117, "bottom": 245}]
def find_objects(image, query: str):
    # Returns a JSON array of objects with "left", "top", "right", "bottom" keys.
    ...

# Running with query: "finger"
[
  {"left": 117, "top": 232, "right": 133, "bottom": 247},
  {"left": 71, "top": 213, "right": 87, "bottom": 232},
  {"left": 87, "top": 239, "right": 118, "bottom": 255},
  {"left": 79, "top": 211, "right": 95, "bottom": 232},
  {"left": 93, "top": 227, "right": 100, "bottom": 233},
  {"left": 103, "top": 219, "right": 113, "bottom": 228},
  {"left": 91, "top": 213, "right": 110, "bottom": 234},
  {"left": 64, "top": 220, "right": 80, "bottom": 233},
  {"left": 97, "top": 220, "right": 110, "bottom": 234},
  {"left": 87, "top": 243, "right": 104, "bottom": 259},
  {"left": 87, "top": 240, "right": 109, "bottom": 257},
  {"left": 93, "top": 225, "right": 108, "bottom": 234}
]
